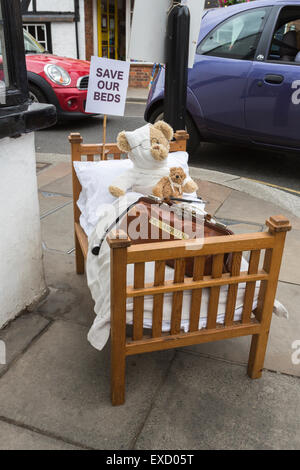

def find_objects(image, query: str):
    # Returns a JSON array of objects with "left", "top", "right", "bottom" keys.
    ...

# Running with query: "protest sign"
[{"left": 85, "top": 56, "right": 130, "bottom": 116}]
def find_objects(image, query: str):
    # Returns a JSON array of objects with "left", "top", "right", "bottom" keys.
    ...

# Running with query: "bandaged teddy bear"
[
  {"left": 109, "top": 120, "right": 173, "bottom": 198},
  {"left": 152, "top": 167, "right": 198, "bottom": 199},
  {"left": 109, "top": 120, "right": 198, "bottom": 198}
]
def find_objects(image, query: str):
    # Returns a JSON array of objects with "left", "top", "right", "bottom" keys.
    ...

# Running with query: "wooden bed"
[{"left": 69, "top": 131, "right": 291, "bottom": 406}]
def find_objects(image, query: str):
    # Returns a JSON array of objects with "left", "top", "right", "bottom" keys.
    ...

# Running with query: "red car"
[{"left": 24, "top": 29, "right": 91, "bottom": 119}]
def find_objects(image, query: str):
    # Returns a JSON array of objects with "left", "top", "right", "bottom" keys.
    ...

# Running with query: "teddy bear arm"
[
  {"left": 108, "top": 171, "right": 134, "bottom": 197},
  {"left": 183, "top": 179, "right": 198, "bottom": 193}
]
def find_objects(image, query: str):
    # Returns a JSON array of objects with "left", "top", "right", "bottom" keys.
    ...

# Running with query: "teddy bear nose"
[{"left": 176, "top": 175, "right": 179, "bottom": 179}]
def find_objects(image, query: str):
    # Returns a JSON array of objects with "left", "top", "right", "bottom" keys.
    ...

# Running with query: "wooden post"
[
  {"left": 107, "top": 230, "right": 131, "bottom": 406},
  {"left": 173, "top": 130, "right": 189, "bottom": 151},
  {"left": 68, "top": 133, "right": 84, "bottom": 274},
  {"left": 247, "top": 215, "right": 291, "bottom": 379},
  {"left": 102, "top": 115, "right": 107, "bottom": 160}
]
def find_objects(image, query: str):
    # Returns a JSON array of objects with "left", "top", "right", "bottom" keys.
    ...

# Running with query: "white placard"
[
  {"left": 85, "top": 56, "right": 130, "bottom": 116},
  {"left": 129, "top": 0, "right": 205, "bottom": 68},
  {"left": 129, "top": 0, "right": 171, "bottom": 64},
  {"left": 182, "top": 0, "right": 205, "bottom": 68}
]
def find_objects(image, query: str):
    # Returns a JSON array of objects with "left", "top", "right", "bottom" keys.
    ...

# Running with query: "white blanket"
[{"left": 86, "top": 194, "right": 288, "bottom": 351}]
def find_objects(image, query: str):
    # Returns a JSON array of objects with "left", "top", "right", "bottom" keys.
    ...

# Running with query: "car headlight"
[{"left": 44, "top": 64, "right": 71, "bottom": 86}]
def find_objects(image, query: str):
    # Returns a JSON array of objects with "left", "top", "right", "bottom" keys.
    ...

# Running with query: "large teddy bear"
[{"left": 108, "top": 121, "right": 198, "bottom": 198}]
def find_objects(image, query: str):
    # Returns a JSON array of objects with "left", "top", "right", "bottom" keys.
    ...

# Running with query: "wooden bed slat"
[
  {"left": 189, "top": 256, "right": 205, "bottom": 332},
  {"left": 225, "top": 251, "right": 243, "bottom": 326},
  {"left": 126, "top": 320, "right": 261, "bottom": 356},
  {"left": 206, "top": 254, "right": 224, "bottom": 329},
  {"left": 126, "top": 233, "right": 275, "bottom": 264},
  {"left": 171, "top": 259, "right": 186, "bottom": 335},
  {"left": 152, "top": 261, "right": 166, "bottom": 338},
  {"left": 75, "top": 222, "right": 88, "bottom": 259},
  {"left": 133, "top": 263, "right": 145, "bottom": 341},
  {"left": 127, "top": 270, "right": 269, "bottom": 297},
  {"left": 242, "top": 250, "right": 261, "bottom": 323}
]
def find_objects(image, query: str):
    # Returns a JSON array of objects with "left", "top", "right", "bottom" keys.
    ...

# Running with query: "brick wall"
[
  {"left": 129, "top": 64, "right": 154, "bottom": 88},
  {"left": 84, "top": 0, "right": 94, "bottom": 61}
]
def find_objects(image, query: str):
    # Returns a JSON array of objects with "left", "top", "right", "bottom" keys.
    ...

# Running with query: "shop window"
[{"left": 97, "top": 0, "right": 119, "bottom": 60}]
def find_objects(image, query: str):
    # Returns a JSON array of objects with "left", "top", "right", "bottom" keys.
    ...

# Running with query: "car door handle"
[{"left": 264, "top": 74, "right": 284, "bottom": 85}]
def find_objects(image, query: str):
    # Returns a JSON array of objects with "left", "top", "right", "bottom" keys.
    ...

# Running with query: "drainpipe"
[{"left": 74, "top": 0, "right": 80, "bottom": 59}]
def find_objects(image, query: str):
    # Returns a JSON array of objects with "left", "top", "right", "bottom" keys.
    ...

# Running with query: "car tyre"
[
  {"left": 28, "top": 83, "right": 47, "bottom": 104},
  {"left": 148, "top": 105, "right": 201, "bottom": 154}
]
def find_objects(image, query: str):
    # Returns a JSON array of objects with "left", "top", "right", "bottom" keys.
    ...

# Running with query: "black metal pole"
[{"left": 164, "top": 4, "right": 190, "bottom": 132}]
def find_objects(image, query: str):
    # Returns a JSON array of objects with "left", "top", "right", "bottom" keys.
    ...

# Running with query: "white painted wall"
[
  {"left": 36, "top": 0, "right": 75, "bottom": 12},
  {"left": 0, "top": 133, "right": 46, "bottom": 328},
  {"left": 51, "top": 22, "right": 77, "bottom": 58},
  {"left": 78, "top": 0, "right": 86, "bottom": 60}
]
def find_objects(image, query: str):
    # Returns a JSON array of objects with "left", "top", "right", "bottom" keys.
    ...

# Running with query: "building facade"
[{"left": 23, "top": 0, "right": 219, "bottom": 88}]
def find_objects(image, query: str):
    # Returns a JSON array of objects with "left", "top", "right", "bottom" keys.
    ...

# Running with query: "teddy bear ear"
[
  {"left": 117, "top": 131, "right": 131, "bottom": 152},
  {"left": 153, "top": 120, "right": 174, "bottom": 141}
]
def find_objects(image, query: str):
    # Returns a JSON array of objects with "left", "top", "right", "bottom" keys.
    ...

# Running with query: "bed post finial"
[
  {"left": 266, "top": 215, "right": 291, "bottom": 233},
  {"left": 68, "top": 132, "right": 83, "bottom": 144},
  {"left": 107, "top": 230, "right": 132, "bottom": 249},
  {"left": 174, "top": 130, "right": 189, "bottom": 141}
]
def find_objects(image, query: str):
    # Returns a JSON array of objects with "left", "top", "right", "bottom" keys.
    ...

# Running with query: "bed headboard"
[{"left": 68, "top": 130, "right": 189, "bottom": 224}]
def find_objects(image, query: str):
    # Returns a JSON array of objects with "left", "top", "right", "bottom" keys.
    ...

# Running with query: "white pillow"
[{"left": 73, "top": 151, "right": 191, "bottom": 235}]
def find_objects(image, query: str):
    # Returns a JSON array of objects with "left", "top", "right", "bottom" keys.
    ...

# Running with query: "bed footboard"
[{"left": 107, "top": 216, "right": 291, "bottom": 406}]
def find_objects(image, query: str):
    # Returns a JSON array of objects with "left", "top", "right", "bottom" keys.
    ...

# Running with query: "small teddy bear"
[
  {"left": 152, "top": 167, "right": 198, "bottom": 199},
  {"left": 109, "top": 121, "right": 174, "bottom": 198}
]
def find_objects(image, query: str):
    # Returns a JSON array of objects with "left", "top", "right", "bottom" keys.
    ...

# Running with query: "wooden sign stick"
[{"left": 102, "top": 114, "right": 107, "bottom": 160}]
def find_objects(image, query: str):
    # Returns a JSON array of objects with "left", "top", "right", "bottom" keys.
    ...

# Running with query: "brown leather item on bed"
[{"left": 118, "top": 197, "right": 233, "bottom": 277}]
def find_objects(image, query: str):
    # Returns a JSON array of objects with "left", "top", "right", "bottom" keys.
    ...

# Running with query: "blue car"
[{"left": 145, "top": 0, "right": 300, "bottom": 153}]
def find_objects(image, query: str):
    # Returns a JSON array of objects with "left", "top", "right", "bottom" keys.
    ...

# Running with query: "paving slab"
[
  {"left": 0, "top": 420, "right": 81, "bottom": 450},
  {"left": 40, "top": 174, "right": 73, "bottom": 197},
  {"left": 215, "top": 190, "right": 300, "bottom": 230},
  {"left": 135, "top": 354, "right": 300, "bottom": 450},
  {"left": 180, "top": 281, "right": 300, "bottom": 377},
  {"left": 37, "top": 162, "right": 71, "bottom": 189},
  {"left": 0, "top": 321, "right": 174, "bottom": 450},
  {"left": 41, "top": 204, "right": 74, "bottom": 253},
  {"left": 221, "top": 177, "right": 300, "bottom": 219},
  {"left": 37, "top": 286, "right": 95, "bottom": 328},
  {"left": 278, "top": 229, "right": 300, "bottom": 284},
  {"left": 41, "top": 251, "right": 95, "bottom": 327},
  {"left": 195, "top": 180, "right": 233, "bottom": 215},
  {"left": 0, "top": 312, "right": 50, "bottom": 375},
  {"left": 39, "top": 192, "right": 72, "bottom": 218},
  {"left": 190, "top": 167, "right": 239, "bottom": 184}
]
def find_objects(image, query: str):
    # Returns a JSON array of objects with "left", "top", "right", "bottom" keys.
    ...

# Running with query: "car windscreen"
[{"left": 23, "top": 29, "right": 45, "bottom": 54}]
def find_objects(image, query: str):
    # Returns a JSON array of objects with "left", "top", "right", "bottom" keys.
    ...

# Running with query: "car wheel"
[
  {"left": 28, "top": 83, "right": 47, "bottom": 104},
  {"left": 148, "top": 105, "right": 201, "bottom": 154}
]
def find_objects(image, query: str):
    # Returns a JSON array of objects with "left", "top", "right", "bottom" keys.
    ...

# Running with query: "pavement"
[
  {"left": 126, "top": 87, "right": 149, "bottom": 103},
  {"left": 0, "top": 150, "right": 299, "bottom": 450}
]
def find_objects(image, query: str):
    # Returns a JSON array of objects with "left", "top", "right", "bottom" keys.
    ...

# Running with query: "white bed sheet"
[
  {"left": 125, "top": 257, "right": 259, "bottom": 333},
  {"left": 86, "top": 193, "right": 262, "bottom": 351}
]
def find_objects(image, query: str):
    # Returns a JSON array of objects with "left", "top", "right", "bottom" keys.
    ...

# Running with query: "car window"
[
  {"left": 268, "top": 7, "right": 300, "bottom": 63},
  {"left": 23, "top": 29, "right": 45, "bottom": 54},
  {"left": 197, "top": 7, "right": 269, "bottom": 60}
]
